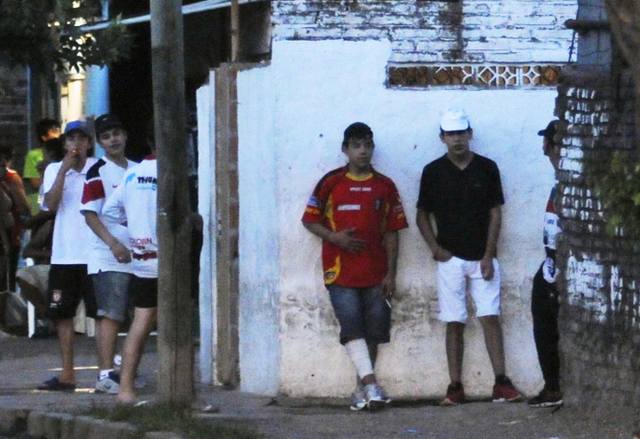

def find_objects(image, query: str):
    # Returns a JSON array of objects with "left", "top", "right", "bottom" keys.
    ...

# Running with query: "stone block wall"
[
  {"left": 0, "top": 62, "right": 28, "bottom": 164},
  {"left": 555, "top": 67, "right": 640, "bottom": 405},
  {"left": 271, "top": 0, "right": 577, "bottom": 64}
]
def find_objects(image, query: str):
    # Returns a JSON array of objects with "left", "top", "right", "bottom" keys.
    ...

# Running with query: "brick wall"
[
  {"left": 555, "top": 67, "right": 640, "bottom": 405},
  {"left": 0, "top": 62, "right": 28, "bottom": 169},
  {"left": 271, "top": 0, "right": 577, "bottom": 63}
]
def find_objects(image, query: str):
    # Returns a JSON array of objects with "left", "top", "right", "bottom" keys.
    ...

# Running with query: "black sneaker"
[
  {"left": 528, "top": 389, "right": 563, "bottom": 408},
  {"left": 364, "top": 383, "right": 387, "bottom": 412}
]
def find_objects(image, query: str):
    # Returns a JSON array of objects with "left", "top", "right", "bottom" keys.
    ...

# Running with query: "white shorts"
[{"left": 436, "top": 256, "right": 501, "bottom": 323}]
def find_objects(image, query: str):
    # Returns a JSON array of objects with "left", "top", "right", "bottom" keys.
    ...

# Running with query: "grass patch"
[{"left": 85, "top": 403, "right": 261, "bottom": 439}]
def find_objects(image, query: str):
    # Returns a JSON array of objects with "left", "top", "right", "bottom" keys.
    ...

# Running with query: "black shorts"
[
  {"left": 130, "top": 276, "right": 158, "bottom": 309},
  {"left": 46, "top": 264, "right": 97, "bottom": 320}
]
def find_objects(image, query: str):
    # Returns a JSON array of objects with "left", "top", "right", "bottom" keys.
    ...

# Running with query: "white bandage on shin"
[{"left": 345, "top": 339, "right": 374, "bottom": 379}]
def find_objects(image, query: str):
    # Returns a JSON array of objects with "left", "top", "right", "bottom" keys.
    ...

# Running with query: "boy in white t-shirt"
[
  {"left": 103, "top": 151, "right": 157, "bottom": 405},
  {"left": 38, "top": 120, "right": 98, "bottom": 392},
  {"left": 80, "top": 114, "right": 137, "bottom": 394}
]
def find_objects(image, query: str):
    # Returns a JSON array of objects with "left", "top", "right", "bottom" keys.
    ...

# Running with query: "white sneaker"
[
  {"left": 381, "top": 389, "right": 392, "bottom": 405},
  {"left": 350, "top": 383, "right": 367, "bottom": 411},
  {"left": 95, "top": 371, "right": 120, "bottom": 394},
  {"left": 364, "top": 383, "right": 386, "bottom": 412}
]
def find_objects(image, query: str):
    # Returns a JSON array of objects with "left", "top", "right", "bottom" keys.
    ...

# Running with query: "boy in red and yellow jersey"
[{"left": 302, "top": 122, "right": 408, "bottom": 411}]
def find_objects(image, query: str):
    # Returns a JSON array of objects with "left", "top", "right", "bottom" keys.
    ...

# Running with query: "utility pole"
[
  {"left": 231, "top": 0, "right": 240, "bottom": 62},
  {"left": 150, "top": 0, "right": 194, "bottom": 406}
]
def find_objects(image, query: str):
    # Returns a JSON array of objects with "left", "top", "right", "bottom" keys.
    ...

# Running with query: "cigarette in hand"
[{"left": 385, "top": 299, "right": 392, "bottom": 309}]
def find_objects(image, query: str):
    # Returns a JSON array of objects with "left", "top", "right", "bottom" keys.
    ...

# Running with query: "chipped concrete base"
[
  {"left": 0, "top": 407, "right": 29, "bottom": 435},
  {"left": 0, "top": 407, "right": 180, "bottom": 439}
]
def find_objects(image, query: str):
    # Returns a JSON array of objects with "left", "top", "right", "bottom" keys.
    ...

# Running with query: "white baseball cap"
[{"left": 440, "top": 107, "right": 470, "bottom": 132}]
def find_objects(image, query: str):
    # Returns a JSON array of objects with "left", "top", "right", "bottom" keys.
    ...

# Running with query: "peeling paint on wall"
[
  {"left": 554, "top": 70, "right": 640, "bottom": 405},
  {"left": 272, "top": 0, "right": 577, "bottom": 64},
  {"left": 566, "top": 253, "right": 608, "bottom": 322},
  {"left": 230, "top": 39, "right": 559, "bottom": 398}
]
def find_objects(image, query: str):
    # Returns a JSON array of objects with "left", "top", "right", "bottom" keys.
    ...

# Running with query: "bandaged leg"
[{"left": 345, "top": 339, "right": 374, "bottom": 379}]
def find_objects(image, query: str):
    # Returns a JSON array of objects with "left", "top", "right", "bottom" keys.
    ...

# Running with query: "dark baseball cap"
[
  {"left": 95, "top": 114, "right": 124, "bottom": 137},
  {"left": 538, "top": 120, "right": 557, "bottom": 141},
  {"left": 343, "top": 122, "right": 373, "bottom": 146}
]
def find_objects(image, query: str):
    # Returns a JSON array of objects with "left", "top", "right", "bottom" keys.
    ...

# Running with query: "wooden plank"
[{"left": 214, "top": 64, "right": 240, "bottom": 386}]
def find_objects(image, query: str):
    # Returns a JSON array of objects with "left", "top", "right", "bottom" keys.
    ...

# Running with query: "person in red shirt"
[
  {"left": 0, "top": 144, "right": 31, "bottom": 290},
  {"left": 302, "top": 122, "right": 408, "bottom": 411}
]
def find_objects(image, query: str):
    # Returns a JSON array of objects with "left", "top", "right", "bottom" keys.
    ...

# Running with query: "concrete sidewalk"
[{"left": 0, "top": 334, "right": 638, "bottom": 439}]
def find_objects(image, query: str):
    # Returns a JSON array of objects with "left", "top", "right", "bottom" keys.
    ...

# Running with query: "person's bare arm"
[
  {"left": 0, "top": 186, "right": 12, "bottom": 214},
  {"left": 3, "top": 174, "right": 31, "bottom": 216},
  {"left": 28, "top": 177, "right": 43, "bottom": 191},
  {"left": 22, "top": 220, "right": 53, "bottom": 260},
  {"left": 480, "top": 204, "right": 501, "bottom": 281},
  {"left": 23, "top": 210, "right": 55, "bottom": 230},
  {"left": 380, "top": 231, "right": 399, "bottom": 299},
  {"left": 43, "top": 154, "right": 75, "bottom": 211},
  {"left": 302, "top": 222, "right": 366, "bottom": 253},
  {"left": 416, "top": 209, "right": 451, "bottom": 262},
  {"left": 82, "top": 211, "right": 131, "bottom": 263}
]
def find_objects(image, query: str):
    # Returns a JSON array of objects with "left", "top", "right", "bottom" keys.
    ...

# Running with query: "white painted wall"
[
  {"left": 196, "top": 77, "right": 217, "bottom": 385},
  {"left": 236, "top": 65, "right": 281, "bottom": 395},
  {"left": 199, "top": 38, "right": 561, "bottom": 398}
]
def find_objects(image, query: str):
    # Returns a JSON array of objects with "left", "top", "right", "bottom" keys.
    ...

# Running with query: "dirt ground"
[
  {"left": 239, "top": 399, "right": 640, "bottom": 439},
  {"left": 1, "top": 335, "right": 639, "bottom": 439}
]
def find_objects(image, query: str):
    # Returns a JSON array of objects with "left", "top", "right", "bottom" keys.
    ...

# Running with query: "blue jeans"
[
  {"left": 92, "top": 271, "right": 133, "bottom": 322},
  {"left": 327, "top": 285, "right": 391, "bottom": 345}
]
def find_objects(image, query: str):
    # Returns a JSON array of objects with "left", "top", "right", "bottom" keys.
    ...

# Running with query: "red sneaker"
[
  {"left": 492, "top": 377, "right": 523, "bottom": 402},
  {"left": 440, "top": 382, "right": 465, "bottom": 406}
]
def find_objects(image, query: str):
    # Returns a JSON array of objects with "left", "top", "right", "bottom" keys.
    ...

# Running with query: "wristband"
[{"left": 109, "top": 242, "right": 119, "bottom": 250}]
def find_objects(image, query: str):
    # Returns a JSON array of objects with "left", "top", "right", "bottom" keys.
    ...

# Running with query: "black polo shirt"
[{"left": 417, "top": 153, "right": 504, "bottom": 261}]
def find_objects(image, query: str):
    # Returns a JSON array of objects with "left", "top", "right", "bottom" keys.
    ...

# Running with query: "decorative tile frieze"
[{"left": 387, "top": 64, "right": 563, "bottom": 88}]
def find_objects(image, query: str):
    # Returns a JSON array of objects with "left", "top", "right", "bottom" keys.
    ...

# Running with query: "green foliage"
[
  {"left": 0, "top": 0, "right": 131, "bottom": 73},
  {"left": 86, "top": 403, "right": 260, "bottom": 439},
  {"left": 587, "top": 151, "right": 640, "bottom": 240}
]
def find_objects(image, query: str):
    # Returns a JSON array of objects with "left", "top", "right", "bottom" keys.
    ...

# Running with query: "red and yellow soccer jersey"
[{"left": 301, "top": 166, "right": 408, "bottom": 287}]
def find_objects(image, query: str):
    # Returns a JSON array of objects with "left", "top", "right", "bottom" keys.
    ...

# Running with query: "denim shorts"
[
  {"left": 327, "top": 284, "right": 391, "bottom": 345},
  {"left": 92, "top": 271, "right": 133, "bottom": 322}
]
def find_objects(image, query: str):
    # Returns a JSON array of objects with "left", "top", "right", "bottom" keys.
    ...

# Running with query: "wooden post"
[
  {"left": 149, "top": 0, "right": 194, "bottom": 406},
  {"left": 214, "top": 64, "right": 240, "bottom": 385},
  {"left": 231, "top": 0, "right": 240, "bottom": 62}
]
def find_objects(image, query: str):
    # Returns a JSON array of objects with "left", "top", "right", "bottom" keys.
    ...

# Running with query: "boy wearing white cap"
[{"left": 416, "top": 108, "right": 521, "bottom": 406}]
